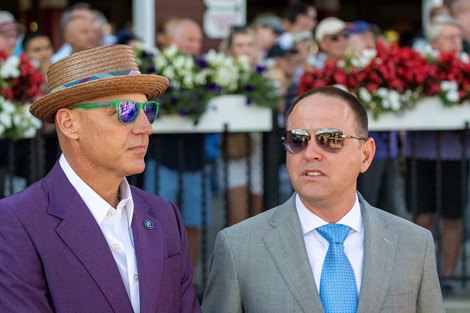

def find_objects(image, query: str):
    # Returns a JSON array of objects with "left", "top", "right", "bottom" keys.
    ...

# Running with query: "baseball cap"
[
  {"left": 116, "top": 29, "right": 141, "bottom": 45},
  {"left": 293, "top": 31, "right": 313, "bottom": 44},
  {"left": 315, "top": 17, "right": 346, "bottom": 42},
  {"left": 0, "top": 10, "right": 25, "bottom": 33},
  {"left": 266, "top": 43, "right": 298, "bottom": 58},
  {"left": 347, "top": 20, "right": 378, "bottom": 35},
  {"left": 252, "top": 15, "right": 284, "bottom": 34}
]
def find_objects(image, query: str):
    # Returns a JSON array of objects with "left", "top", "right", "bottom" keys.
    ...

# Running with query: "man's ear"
[
  {"left": 360, "top": 137, "right": 375, "bottom": 173},
  {"left": 55, "top": 108, "right": 79, "bottom": 140}
]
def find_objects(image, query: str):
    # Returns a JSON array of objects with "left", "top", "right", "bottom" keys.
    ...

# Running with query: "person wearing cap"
[
  {"left": 266, "top": 43, "right": 299, "bottom": 115},
  {"left": 346, "top": 20, "right": 378, "bottom": 54},
  {"left": 116, "top": 28, "right": 143, "bottom": 48},
  {"left": 0, "top": 45, "right": 201, "bottom": 313},
  {"left": 314, "top": 16, "right": 349, "bottom": 67},
  {"left": 292, "top": 30, "right": 317, "bottom": 77},
  {"left": 0, "top": 10, "right": 25, "bottom": 57},
  {"left": 251, "top": 13, "right": 284, "bottom": 62}
]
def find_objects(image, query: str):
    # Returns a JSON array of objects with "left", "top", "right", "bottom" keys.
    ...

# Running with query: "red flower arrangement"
[
  {"left": 298, "top": 40, "right": 470, "bottom": 118},
  {"left": 0, "top": 50, "right": 44, "bottom": 139}
]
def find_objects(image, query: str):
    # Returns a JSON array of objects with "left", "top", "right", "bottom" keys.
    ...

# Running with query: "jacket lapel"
[
  {"left": 262, "top": 196, "right": 324, "bottom": 313},
  {"left": 131, "top": 194, "right": 164, "bottom": 312},
  {"left": 47, "top": 164, "right": 133, "bottom": 313},
  {"left": 357, "top": 196, "right": 398, "bottom": 313}
]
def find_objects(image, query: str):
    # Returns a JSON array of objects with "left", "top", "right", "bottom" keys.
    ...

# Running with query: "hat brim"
[{"left": 30, "top": 74, "right": 169, "bottom": 123}]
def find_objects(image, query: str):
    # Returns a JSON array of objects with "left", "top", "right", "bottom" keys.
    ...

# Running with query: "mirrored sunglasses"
[
  {"left": 70, "top": 100, "right": 159, "bottom": 124},
  {"left": 281, "top": 128, "right": 368, "bottom": 154}
]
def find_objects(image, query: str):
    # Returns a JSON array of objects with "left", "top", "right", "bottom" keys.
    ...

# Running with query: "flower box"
[
  {"left": 152, "top": 95, "right": 273, "bottom": 134},
  {"left": 368, "top": 97, "right": 470, "bottom": 131}
]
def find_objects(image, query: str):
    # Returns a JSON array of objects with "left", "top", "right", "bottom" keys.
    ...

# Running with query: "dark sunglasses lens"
[
  {"left": 118, "top": 101, "right": 139, "bottom": 123},
  {"left": 315, "top": 129, "right": 344, "bottom": 151},
  {"left": 283, "top": 130, "right": 310, "bottom": 153},
  {"left": 330, "top": 33, "right": 347, "bottom": 41},
  {"left": 143, "top": 102, "right": 158, "bottom": 123}
]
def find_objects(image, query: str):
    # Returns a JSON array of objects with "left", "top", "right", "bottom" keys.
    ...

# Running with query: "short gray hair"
[{"left": 426, "top": 15, "right": 462, "bottom": 41}]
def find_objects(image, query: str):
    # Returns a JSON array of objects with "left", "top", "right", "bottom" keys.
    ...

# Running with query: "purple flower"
[
  {"left": 244, "top": 84, "right": 254, "bottom": 93},
  {"left": 196, "top": 58, "right": 208, "bottom": 69},
  {"left": 207, "top": 83, "right": 222, "bottom": 94},
  {"left": 255, "top": 65, "right": 266, "bottom": 74}
]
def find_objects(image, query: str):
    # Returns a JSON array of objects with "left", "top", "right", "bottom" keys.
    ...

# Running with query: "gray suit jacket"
[{"left": 202, "top": 193, "right": 444, "bottom": 313}]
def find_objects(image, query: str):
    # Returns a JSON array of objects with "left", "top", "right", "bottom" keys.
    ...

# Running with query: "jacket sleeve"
[
  {"left": 417, "top": 230, "right": 445, "bottom": 313},
  {"left": 202, "top": 230, "right": 243, "bottom": 313},
  {"left": 0, "top": 203, "right": 54, "bottom": 313}
]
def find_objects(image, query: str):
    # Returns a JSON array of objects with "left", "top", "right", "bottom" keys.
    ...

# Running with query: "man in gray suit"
[{"left": 202, "top": 86, "right": 444, "bottom": 313}]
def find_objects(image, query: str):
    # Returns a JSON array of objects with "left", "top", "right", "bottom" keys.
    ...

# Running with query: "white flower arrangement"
[
  {"left": 135, "top": 45, "right": 279, "bottom": 121},
  {"left": 0, "top": 97, "right": 41, "bottom": 139}
]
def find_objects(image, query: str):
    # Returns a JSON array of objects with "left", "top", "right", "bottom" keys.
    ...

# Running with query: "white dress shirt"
[
  {"left": 59, "top": 155, "right": 140, "bottom": 313},
  {"left": 296, "top": 193, "right": 364, "bottom": 293}
]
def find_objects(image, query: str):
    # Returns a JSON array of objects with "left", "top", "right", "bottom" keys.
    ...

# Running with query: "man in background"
[{"left": 52, "top": 3, "right": 98, "bottom": 63}]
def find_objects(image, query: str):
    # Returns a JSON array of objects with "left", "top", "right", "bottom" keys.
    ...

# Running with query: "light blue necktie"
[{"left": 317, "top": 224, "right": 358, "bottom": 313}]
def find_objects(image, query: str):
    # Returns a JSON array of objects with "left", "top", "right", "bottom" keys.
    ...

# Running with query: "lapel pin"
[{"left": 144, "top": 219, "right": 154, "bottom": 230}]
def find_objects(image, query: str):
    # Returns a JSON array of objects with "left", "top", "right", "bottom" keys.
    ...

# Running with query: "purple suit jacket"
[{"left": 0, "top": 163, "right": 201, "bottom": 313}]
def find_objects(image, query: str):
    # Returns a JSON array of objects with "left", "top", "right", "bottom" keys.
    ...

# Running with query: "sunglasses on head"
[
  {"left": 281, "top": 128, "right": 368, "bottom": 154},
  {"left": 70, "top": 100, "right": 159, "bottom": 124}
]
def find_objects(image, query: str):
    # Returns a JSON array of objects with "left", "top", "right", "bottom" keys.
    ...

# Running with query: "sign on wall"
[{"left": 203, "top": 0, "right": 246, "bottom": 39}]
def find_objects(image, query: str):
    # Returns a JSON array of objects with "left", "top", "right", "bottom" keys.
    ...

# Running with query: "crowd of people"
[{"left": 0, "top": 0, "right": 470, "bottom": 311}]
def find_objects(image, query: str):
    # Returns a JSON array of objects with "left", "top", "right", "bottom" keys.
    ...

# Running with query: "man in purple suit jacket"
[{"left": 0, "top": 45, "right": 201, "bottom": 313}]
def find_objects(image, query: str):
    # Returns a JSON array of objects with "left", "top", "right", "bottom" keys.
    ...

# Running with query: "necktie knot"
[{"left": 317, "top": 223, "right": 350, "bottom": 244}]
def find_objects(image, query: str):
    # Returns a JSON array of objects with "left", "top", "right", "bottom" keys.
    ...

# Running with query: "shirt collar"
[
  {"left": 296, "top": 192, "right": 363, "bottom": 235},
  {"left": 59, "top": 154, "right": 134, "bottom": 227}
]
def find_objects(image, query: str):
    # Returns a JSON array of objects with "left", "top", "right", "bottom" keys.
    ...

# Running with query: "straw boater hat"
[{"left": 30, "top": 44, "right": 169, "bottom": 123}]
